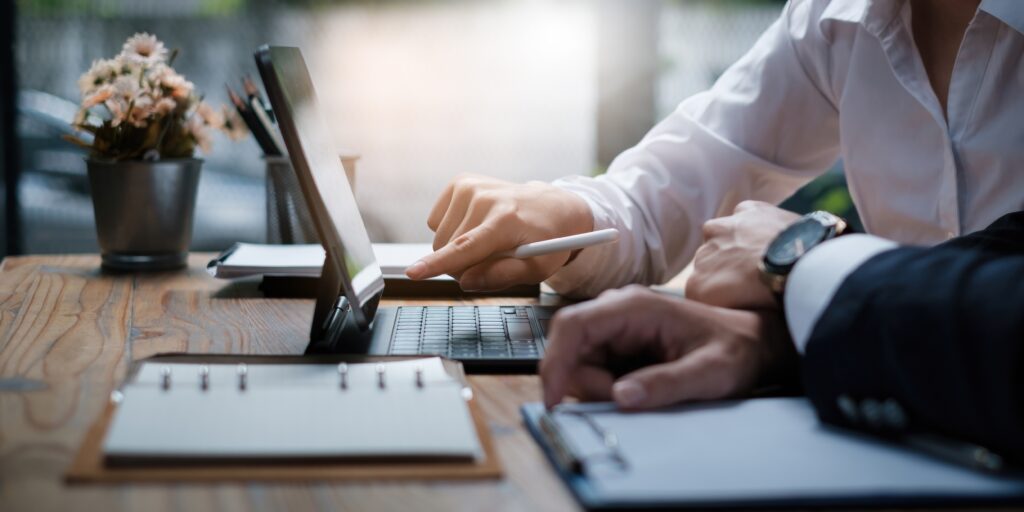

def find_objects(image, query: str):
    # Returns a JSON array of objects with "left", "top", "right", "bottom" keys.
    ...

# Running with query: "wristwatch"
[{"left": 759, "top": 211, "right": 848, "bottom": 295}]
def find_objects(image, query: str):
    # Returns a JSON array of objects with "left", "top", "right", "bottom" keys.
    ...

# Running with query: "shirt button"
[
  {"left": 882, "top": 399, "right": 907, "bottom": 430},
  {"left": 861, "top": 399, "right": 883, "bottom": 429},
  {"left": 837, "top": 395, "right": 859, "bottom": 423}
]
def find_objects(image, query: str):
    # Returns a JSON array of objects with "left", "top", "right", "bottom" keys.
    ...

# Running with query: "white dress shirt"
[{"left": 546, "top": 0, "right": 1024, "bottom": 304}]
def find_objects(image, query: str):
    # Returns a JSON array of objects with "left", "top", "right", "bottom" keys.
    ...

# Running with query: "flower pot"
[{"left": 86, "top": 158, "right": 202, "bottom": 272}]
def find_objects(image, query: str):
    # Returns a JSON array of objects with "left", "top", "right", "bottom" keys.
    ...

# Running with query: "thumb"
[
  {"left": 458, "top": 253, "right": 565, "bottom": 291},
  {"left": 611, "top": 348, "right": 729, "bottom": 410}
]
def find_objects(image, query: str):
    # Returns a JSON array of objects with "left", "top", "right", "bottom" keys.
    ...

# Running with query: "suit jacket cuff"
[{"left": 784, "top": 234, "right": 898, "bottom": 353}]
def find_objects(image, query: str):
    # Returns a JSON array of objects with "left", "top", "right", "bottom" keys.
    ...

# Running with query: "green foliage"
[
  {"left": 17, "top": 0, "right": 246, "bottom": 16},
  {"left": 780, "top": 170, "right": 863, "bottom": 230}
]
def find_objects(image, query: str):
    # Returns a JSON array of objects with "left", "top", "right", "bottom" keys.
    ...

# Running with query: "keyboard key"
[{"left": 506, "top": 322, "right": 534, "bottom": 341}]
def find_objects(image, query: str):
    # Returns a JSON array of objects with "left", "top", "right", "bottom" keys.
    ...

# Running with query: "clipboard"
[
  {"left": 522, "top": 399, "right": 1024, "bottom": 510},
  {"left": 67, "top": 354, "right": 502, "bottom": 483}
]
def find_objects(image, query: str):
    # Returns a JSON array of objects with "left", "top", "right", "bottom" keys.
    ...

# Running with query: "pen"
[{"left": 494, "top": 228, "right": 619, "bottom": 259}]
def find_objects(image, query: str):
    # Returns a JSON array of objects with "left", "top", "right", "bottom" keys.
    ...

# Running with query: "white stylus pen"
[{"left": 494, "top": 228, "right": 620, "bottom": 259}]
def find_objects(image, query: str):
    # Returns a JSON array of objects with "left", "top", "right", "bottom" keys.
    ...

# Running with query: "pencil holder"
[{"left": 264, "top": 153, "right": 359, "bottom": 244}]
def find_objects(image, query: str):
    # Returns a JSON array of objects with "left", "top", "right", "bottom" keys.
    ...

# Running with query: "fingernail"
[
  {"left": 405, "top": 260, "right": 427, "bottom": 279},
  {"left": 613, "top": 380, "right": 646, "bottom": 408}
]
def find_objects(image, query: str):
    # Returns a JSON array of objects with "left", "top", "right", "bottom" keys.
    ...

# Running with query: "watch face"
[{"left": 765, "top": 218, "right": 828, "bottom": 267}]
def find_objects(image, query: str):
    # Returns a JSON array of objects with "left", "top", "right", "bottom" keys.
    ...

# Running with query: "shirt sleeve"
[
  {"left": 545, "top": 0, "right": 842, "bottom": 298},
  {"left": 784, "top": 234, "right": 899, "bottom": 352}
]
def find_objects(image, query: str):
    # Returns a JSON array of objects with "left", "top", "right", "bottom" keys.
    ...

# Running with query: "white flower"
[
  {"left": 127, "top": 96, "right": 154, "bottom": 128},
  {"left": 111, "top": 75, "right": 141, "bottom": 102},
  {"left": 78, "top": 58, "right": 119, "bottom": 96},
  {"left": 221, "top": 105, "right": 249, "bottom": 141},
  {"left": 153, "top": 97, "right": 177, "bottom": 116},
  {"left": 187, "top": 115, "right": 214, "bottom": 154},
  {"left": 195, "top": 101, "right": 224, "bottom": 130},
  {"left": 105, "top": 97, "right": 130, "bottom": 127},
  {"left": 145, "top": 63, "right": 172, "bottom": 89},
  {"left": 120, "top": 33, "right": 168, "bottom": 66},
  {"left": 160, "top": 72, "right": 194, "bottom": 99},
  {"left": 114, "top": 55, "right": 146, "bottom": 83}
]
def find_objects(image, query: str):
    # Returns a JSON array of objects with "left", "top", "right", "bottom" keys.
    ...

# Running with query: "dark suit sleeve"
[{"left": 802, "top": 211, "right": 1024, "bottom": 462}]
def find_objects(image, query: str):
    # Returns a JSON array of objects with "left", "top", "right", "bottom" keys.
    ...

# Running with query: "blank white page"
[
  {"left": 104, "top": 358, "right": 482, "bottom": 462},
  {"left": 544, "top": 399, "right": 1024, "bottom": 504},
  {"left": 209, "top": 242, "right": 452, "bottom": 280}
]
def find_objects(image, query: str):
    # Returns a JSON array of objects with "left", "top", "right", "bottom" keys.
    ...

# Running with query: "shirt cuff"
[
  {"left": 543, "top": 178, "right": 618, "bottom": 297},
  {"left": 784, "top": 234, "right": 898, "bottom": 353}
]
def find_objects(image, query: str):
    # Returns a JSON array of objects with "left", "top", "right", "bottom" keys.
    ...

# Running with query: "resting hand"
[
  {"left": 405, "top": 174, "right": 593, "bottom": 291},
  {"left": 540, "top": 285, "right": 796, "bottom": 410},
  {"left": 686, "top": 201, "right": 799, "bottom": 310}
]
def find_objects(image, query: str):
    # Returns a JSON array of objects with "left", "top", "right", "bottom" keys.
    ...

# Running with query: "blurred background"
[{"left": 1, "top": 0, "right": 857, "bottom": 256}]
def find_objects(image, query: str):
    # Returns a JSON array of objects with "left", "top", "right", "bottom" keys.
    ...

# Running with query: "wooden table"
[{"left": 0, "top": 254, "right": 579, "bottom": 512}]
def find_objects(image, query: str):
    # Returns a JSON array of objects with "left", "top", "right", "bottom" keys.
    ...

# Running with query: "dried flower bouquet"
[{"left": 67, "top": 33, "right": 247, "bottom": 161}]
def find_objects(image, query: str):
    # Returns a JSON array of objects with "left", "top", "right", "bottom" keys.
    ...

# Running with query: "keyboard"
[{"left": 388, "top": 306, "right": 541, "bottom": 359}]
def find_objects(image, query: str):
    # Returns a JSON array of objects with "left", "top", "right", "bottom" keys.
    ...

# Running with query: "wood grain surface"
[{"left": 0, "top": 254, "right": 578, "bottom": 512}]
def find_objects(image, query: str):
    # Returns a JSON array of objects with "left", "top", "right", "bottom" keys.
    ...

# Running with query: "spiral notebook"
[
  {"left": 68, "top": 355, "right": 501, "bottom": 483},
  {"left": 101, "top": 357, "right": 481, "bottom": 465}
]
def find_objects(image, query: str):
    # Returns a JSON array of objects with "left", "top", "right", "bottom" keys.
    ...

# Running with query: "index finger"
[
  {"left": 540, "top": 289, "right": 670, "bottom": 408},
  {"left": 405, "top": 221, "right": 512, "bottom": 280}
]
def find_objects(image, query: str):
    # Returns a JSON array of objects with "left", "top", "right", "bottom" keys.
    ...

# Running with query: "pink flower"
[
  {"left": 187, "top": 116, "right": 213, "bottom": 154},
  {"left": 161, "top": 73, "right": 194, "bottom": 99},
  {"left": 82, "top": 85, "right": 114, "bottom": 109},
  {"left": 128, "top": 96, "right": 154, "bottom": 128},
  {"left": 154, "top": 97, "right": 177, "bottom": 116},
  {"left": 195, "top": 101, "right": 225, "bottom": 129},
  {"left": 221, "top": 105, "right": 249, "bottom": 141}
]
